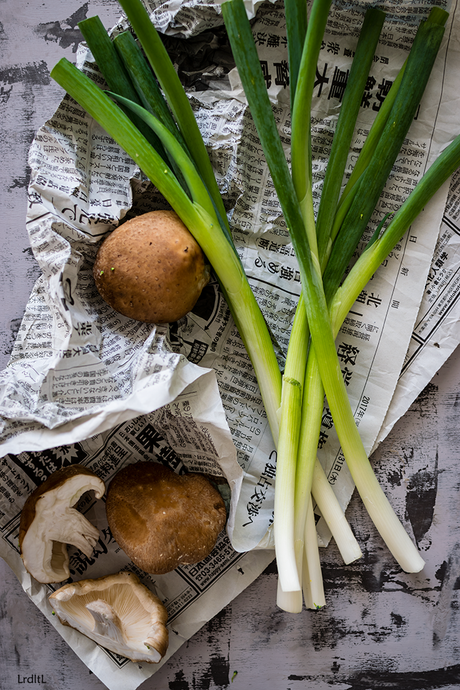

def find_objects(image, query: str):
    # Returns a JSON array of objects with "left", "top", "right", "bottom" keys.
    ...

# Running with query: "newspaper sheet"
[
  {"left": 195, "top": 0, "right": 459, "bottom": 548},
  {"left": 376, "top": 1, "right": 460, "bottom": 443},
  {"left": 0, "top": 0, "right": 460, "bottom": 688}
]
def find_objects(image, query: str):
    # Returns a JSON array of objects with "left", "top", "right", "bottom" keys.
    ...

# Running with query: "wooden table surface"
[{"left": 2, "top": 1, "right": 460, "bottom": 689}]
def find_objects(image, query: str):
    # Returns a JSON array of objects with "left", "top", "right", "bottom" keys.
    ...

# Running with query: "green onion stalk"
[
  {"left": 282, "top": 3, "right": 387, "bottom": 612},
  {"left": 287, "top": 4, "right": 448, "bottom": 611},
  {"left": 222, "top": 0, "right": 452, "bottom": 609},
  {"left": 295, "top": 5, "right": 448, "bottom": 610},
  {"left": 222, "top": 0, "right": 333, "bottom": 603},
  {"left": 332, "top": 133, "right": 460, "bottom": 335},
  {"left": 287, "top": 11, "right": 444, "bottom": 578},
  {"left": 273, "top": 0, "right": 382, "bottom": 609},
  {"left": 115, "top": 0, "right": 229, "bottom": 231},
  {"left": 51, "top": 17, "right": 283, "bottom": 451},
  {"left": 275, "top": 0, "right": 334, "bottom": 604}
]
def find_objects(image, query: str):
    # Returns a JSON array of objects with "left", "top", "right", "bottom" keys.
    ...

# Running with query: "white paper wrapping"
[{"left": 1, "top": 1, "right": 460, "bottom": 688}]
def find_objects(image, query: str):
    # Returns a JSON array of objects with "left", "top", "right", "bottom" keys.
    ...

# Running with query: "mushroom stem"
[
  {"left": 142, "top": 638, "right": 162, "bottom": 663},
  {"left": 86, "top": 600, "right": 125, "bottom": 643},
  {"left": 19, "top": 466, "right": 106, "bottom": 584},
  {"left": 144, "top": 621, "right": 169, "bottom": 660},
  {"left": 48, "top": 510, "right": 100, "bottom": 558}
]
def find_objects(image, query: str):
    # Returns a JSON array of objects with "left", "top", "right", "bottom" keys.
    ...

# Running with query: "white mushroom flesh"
[{"left": 21, "top": 473, "right": 105, "bottom": 583}]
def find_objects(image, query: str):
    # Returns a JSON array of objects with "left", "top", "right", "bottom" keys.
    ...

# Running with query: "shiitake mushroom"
[
  {"left": 93, "top": 210, "right": 210, "bottom": 324},
  {"left": 105, "top": 461, "right": 227, "bottom": 574}
]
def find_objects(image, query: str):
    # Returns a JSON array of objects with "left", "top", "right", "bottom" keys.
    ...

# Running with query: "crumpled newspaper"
[{"left": 0, "top": 0, "right": 459, "bottom": 687}]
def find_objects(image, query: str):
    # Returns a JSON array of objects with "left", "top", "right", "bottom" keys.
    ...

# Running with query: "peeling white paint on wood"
[{"left": 1, "top": 1, "right": 460, "bottom": 689}]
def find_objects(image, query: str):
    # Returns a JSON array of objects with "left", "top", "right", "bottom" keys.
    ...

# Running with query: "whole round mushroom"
[
  {"left": 106, "top": 461, "right": 227, "bottom": 574},
  {"left": 93, "top": 209, "right": 211, "bottom": 324}
]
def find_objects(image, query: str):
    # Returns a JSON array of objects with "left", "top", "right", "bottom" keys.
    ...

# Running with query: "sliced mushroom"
[
  {"left": 49, "top": 571, "right": 169, "bottom": 663},
  {"left": 19, "top": 465, "right": 105, "bottom": 584}
]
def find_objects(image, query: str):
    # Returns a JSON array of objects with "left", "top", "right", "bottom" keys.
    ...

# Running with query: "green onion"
[
  {"left": 332, "top": 133, "right": 460, "bottom": 334},
  {"left": 50, "top": 38, "right": 283, "bottom": 447},
  {"left": 115, "top": 0, "right": 230, "bottom": 235},
  {"left": 311, "top": 458, "right": 363, "bottom": 565},
  {"left": 316, "top": 7, "right": 386, "bottom": 266},
  {"left": 295, "top": 8, "right": 448, "bottom": 592},
  {"left": 222, "top": 0, "right": 326, "bottom": 601},
  {"left": 290, "top": 7, "right": 446, "bottom": 608},
  {"left": 304, "top": 133, "right": 460, "bottom": 584},
  {"left": 107, "top": 92, "right": 217, "bottom": 217},
  {"left": 284, "top": 0, "right": 308, "bottom": 112},
  {"left": 113, "top": 30, "right": 184, "bottom": 144},
  {"left": 78, "top": 16, "right": 166, "bottom": 158},
  {"left": 222, "top": 0, "right": 451, "bottom": 589},
  {"left": 274, "top": 296, "right": 309, "bottom": 596},
  {"left": 285, "top": 6, "right": 386, "bottom": 611},
  {"left": 112, "top": 30, "right": 194, "bottom": 195},
  {"left": 323, "top": 9, "right": 447, "bottom": 301},
  {"left": 50, "top": 0, "right": 459, "bottom": 614},
  {"left": 334, "top": 4, "right": 448, "bottom": 239},
  {"left": 290, "top": 0, "right": 333, "bottom": 240},
  {"left": 302, "top": 494, "right": 325, "bottom": 610}
]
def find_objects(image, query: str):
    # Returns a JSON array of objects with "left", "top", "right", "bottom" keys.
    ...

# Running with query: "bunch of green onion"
[
  {"left": 50, "top": 0, "right": 460, "bottom": 612},
  {"left": 221, "top": 0, "right": 460, "bottom": 612}
]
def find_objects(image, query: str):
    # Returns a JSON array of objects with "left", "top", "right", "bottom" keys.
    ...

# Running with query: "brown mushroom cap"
[
  {"left": 106, "top": 462, "right": 227, "bottom": 574},
  {"left": 93, "top": 209, "right": 211, "bottom": 324}
]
